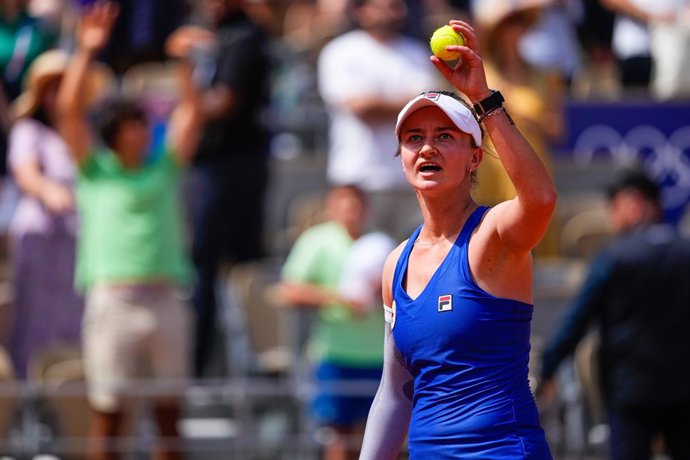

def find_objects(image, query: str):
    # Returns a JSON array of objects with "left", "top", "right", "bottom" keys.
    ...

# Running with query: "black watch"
[{"left": 473, "top": 90, "right": 504, "bottom": 118}]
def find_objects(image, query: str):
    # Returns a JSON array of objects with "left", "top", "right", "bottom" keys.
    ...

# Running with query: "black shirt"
[
  {"left": 541, "top": 224, "right": 690, "bottom": 408},
  {"left": 195, "top": 11, "right": 271, "bottom": 166}
]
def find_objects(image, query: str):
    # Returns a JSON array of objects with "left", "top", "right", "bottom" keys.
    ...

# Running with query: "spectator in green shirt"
[
  {"left": 279, "top": 184, "right": 391, "bottom": 460},
  {"left": 56, "top": 2, "right": 202, "bottom": 460}
]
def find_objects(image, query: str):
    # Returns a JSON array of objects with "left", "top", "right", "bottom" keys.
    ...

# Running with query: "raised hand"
[
  {"left": 166, "top": 26, "right": 216, "bottom": 60},
  {"left": 430, "top": 20, "right": 492, "bottom": 102},
  {"left": 77, "top": 1, "right": 119, "bottom": 55}
]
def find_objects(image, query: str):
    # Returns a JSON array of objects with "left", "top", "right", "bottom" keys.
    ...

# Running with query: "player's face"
[{"left": 398, "top": 106, "right": 480, "bottom": 193}]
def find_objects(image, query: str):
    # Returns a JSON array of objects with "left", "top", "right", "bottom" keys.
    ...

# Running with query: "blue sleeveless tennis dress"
[{"left": 392, "top": 206, "right": 552, "bottom": 459}]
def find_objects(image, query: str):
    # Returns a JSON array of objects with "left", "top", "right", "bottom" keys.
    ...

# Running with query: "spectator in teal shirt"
[{"left": 1, "top": 0, "right": 56, "bottom": 100}]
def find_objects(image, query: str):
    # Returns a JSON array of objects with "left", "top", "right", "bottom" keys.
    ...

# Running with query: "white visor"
[{"left": 395, "top": 92, "right": 482, "bottom": 147}]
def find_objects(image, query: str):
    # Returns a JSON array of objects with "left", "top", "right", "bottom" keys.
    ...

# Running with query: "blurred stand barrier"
[
  {"left": 0, "top": 375, "right": 386, "bottom": 460},
  {"left": 0, "top": 265, "right": 603, "bottom": 460}
]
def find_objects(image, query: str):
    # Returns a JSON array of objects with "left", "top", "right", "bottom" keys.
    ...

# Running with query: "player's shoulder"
[
  {"left": 383, "top": 240, "right": 408, "bottom": 273},
  {"left": 381, "top": 240, "right": 407, "bottom": 300}
]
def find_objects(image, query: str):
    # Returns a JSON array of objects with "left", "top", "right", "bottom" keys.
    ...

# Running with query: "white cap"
[{"left": 395, "top": 92, "right": 482, "bottom": 146}]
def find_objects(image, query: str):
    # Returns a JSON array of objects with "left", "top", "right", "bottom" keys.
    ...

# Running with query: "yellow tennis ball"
[{"left": 429, "top": 25, "right": 465, "bottom": 61}]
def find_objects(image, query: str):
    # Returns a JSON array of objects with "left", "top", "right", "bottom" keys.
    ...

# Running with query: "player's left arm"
[
  {"left": 359, "top": 324, "right": 414, "bottom": 460},
  {"left": 360, "top": 244, "right": 413, "bottom": 459}
]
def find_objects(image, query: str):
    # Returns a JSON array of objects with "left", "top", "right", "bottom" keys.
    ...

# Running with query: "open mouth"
[{"left": 419, "top": 163, "right": 442, "bottom": 173}]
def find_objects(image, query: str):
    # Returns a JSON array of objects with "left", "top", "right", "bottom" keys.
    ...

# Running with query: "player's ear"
[{"left": 469, "top": 148, "right": 482, "bottom": 171}]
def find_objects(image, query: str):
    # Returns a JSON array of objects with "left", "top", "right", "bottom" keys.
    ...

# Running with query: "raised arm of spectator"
[
  {"left": 165, "top": 33, "right": 203, "bottom": 165},
  {"left": 166, "top": 25, "right": 239, "bottom": 123},
  {"left": 57, "top": 1, "right": 118, "bottom": 165}
]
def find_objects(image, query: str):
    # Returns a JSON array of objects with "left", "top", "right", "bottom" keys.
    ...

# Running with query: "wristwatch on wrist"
[{"left": 473, "top": 90, "right": 504, "bottom": 119}]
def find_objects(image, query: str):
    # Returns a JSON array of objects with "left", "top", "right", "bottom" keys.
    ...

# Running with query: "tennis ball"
[{"left": 429, "top": 25, "right": 465, "bottom": 61}]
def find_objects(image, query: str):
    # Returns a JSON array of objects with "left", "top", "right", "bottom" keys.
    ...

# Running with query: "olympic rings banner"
[{"left": 556, "top": 100, "right": 690, "bottom": 226}]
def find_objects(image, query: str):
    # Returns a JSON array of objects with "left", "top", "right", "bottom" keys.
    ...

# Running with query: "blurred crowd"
[{"left": 0, "top": 0, "right": 689, "bottom": 459}]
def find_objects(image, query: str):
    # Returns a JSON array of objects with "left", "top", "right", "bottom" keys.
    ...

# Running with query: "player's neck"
[{"left": 420, "top": 198, "right": 476, "bottom": 240}]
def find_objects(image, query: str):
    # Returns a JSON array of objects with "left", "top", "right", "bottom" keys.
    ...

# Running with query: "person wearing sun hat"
[
  {"left": 0, "top": 0, "right": 57, "bottom": 193},
  {"left": 5, "top": 47, "right": 113, "bottom": 380},
  {"left": 10, "top": 48, "right": 112, "bottom": 121}
]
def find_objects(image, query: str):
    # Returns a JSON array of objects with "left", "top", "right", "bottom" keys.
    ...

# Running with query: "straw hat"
[
  {"left": 12, "top": 49, "right": 114, "bottom": 120},
  {"left": 472, "top": 0, "right": 553, "bottom": 32}
]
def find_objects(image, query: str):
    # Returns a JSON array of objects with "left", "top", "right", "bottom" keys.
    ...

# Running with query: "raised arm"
[
  {"left": 165, "top": 28, "right": 206, "bottom": 165},
  {"left": 432, "top": 20, "right": 557, "bottom": 254},
  {"left": 57, "top": 1, "right": 118, "bottom": 165},
  {"left": 359, "top": 245, "right": 413, "bottom": 459},
  {"left": 175, "top": 24, "right": 256, "bottom": 123}
]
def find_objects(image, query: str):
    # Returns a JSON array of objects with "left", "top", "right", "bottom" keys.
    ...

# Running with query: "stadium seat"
[
  {"left": 0, "top": 344, "right": 18, "bottom": 452},
  {"left": 29, "top": 345, "right": 136, "bottom": 460}
]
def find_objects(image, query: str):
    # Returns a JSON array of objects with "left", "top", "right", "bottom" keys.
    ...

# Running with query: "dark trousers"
[
  {"left": 187, "top": 158, "right": 268, "bottom": 377},
  {"left": 608, "top": 403, "right": 690, "bottom": 460},
  {"left": 617, "top": 56, "right": 652, "bottom": 89}
]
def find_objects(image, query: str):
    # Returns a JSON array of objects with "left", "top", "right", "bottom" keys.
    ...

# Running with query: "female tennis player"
[{"left": 359, "top": 19, "right": 556, "bottom": 459}]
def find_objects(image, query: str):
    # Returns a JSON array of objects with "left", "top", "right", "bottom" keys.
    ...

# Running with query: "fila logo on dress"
[{"left": 438, "top": 295, "right": 453, "bottom": 312}]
